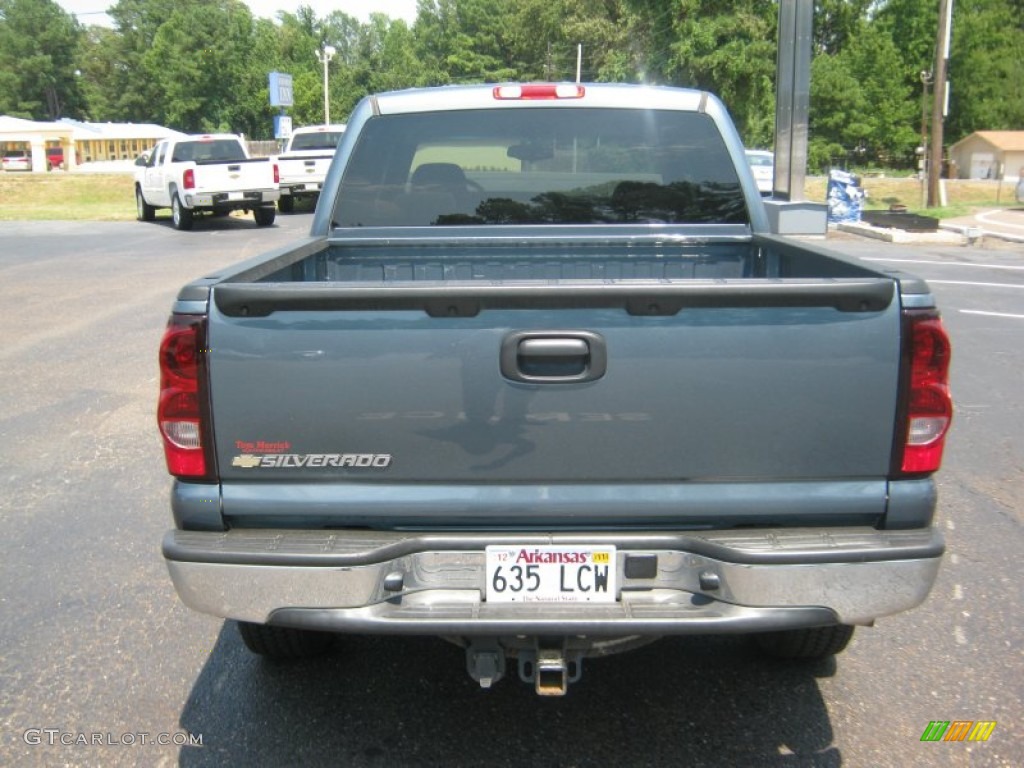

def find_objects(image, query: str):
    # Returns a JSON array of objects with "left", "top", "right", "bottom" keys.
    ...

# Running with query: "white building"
[{"left": 0, "top": 115, "right": 184, "bottom": 172}]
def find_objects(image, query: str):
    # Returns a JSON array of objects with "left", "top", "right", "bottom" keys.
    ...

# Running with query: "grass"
[
  {"left": 0, "top": 170, "right": 1017, "bottom": 222},
  {"left": 0, "top": 172, "right": 136, "bottom": 221}
]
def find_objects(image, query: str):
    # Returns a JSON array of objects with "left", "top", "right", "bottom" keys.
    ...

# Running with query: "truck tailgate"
[
  {"left": 205, "top": 275, "right": 901, "bottom": 527},
  {"left": 279, "top": 155, "right": 332, "bottom": 184},
  {"left": 193, "top": 160, "right": 274, "bottom": 194}
]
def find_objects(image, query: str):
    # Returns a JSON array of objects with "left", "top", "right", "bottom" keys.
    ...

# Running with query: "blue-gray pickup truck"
[{"left": 158, "top": 83, "right": 952, "bottom": 695}]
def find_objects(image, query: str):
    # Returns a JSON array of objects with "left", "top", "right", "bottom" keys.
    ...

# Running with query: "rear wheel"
[
  {"left": 237, "top": 621, "right": 335, "bottom": 660},
  {"left": 755, "top": 624, "right": 855, "bottom": 660},
  {"left": 171, "top": 192, "right": 193, "bottom": 231},
  {"left": 277, "top": 195, "right": 295, "bottom": 214},
  {"left": 254, "top": 206, "right": 276, "bottom": 226},
  {"left": 135, "top": 186, "right": 155, "bottom": 221}
]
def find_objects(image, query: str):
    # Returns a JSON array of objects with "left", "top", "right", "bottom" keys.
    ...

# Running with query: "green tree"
[
  {"left": 360, "top": 16, "right": 429, "bottom": 95},
  {"left": 143, "top": 0, "right": 260, "bottom": 133},
  {"left": 233, "top": 17, "right": 291, "bottom": 137},
  {"left": 809, "top": 20, "right": 919, "bottom": 170},
  {"left": 560, "top": 0, "right": 642, "bottom": 82},
  {"left": 104, "top": 0, "right": 180, "bottom": 123},
  {"left": 268, "top": 8, "right": 325, "bottom": 125},
  {"left": 414, "top": 0, "right": 517, "bottom": 83},
  {"left": 75, "top": 26, "right": 121, "bottom": 121},
  {"left": 813, "top": 0, "right": 873, "bottom": 54},
  {"left": 0, "top": 0, "right": 84, "bottom": 119},
  {"left": 946, "top": 0, "right": 1024, "bottom": 139},
  {"left": 626, "top": 0, "right": 778, "bottom": 146},
  {"left": 873, "top": 0, "right": 936, "bottom": 73},
  {"left": 61, "top": 0, "right": 1024, "bottom": 162}
]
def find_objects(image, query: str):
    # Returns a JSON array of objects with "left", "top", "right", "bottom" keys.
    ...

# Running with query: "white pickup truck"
[
  {"left": 275, "top": 124, "right": 345, "bottom": 213},
  {"left": 134, "top": 134, "right": 280, "bottom": 230}
]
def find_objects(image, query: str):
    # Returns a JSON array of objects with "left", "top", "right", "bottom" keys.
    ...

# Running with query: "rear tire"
[
  {"left": 254, "top": 206, "right": 276, "bottom": 226},
  {"left": 237, "top": 621, "right": 335, "bottom": 660},
  {"left": 171, "top": 192, "right": 193, "bottom": 231},
  {"left": 136, "top": 186, "right": 155, "bottom": 221},
  {"left": 277, "top": 195, "right": 295, "bottom": 214},
  {"left": 755, "top": 624, "right": 855, "bottom": 660}
]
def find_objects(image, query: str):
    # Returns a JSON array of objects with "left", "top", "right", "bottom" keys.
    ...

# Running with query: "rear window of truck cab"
[
  {"left": 332, "top": 108, "right": 747, "bottom": 227},
  {"left": 171, "top": 139, "right": 247, "bottom": 164},
  {"left": 290, "top": 131, "right": 345, "bottom": 151}
]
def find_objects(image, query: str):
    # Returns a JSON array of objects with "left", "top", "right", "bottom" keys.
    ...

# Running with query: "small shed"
[{"left": 949, "top": 131, "right": 1024, "bottom": 180}]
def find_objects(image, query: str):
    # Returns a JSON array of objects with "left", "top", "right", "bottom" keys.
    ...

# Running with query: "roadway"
[{"left": 0, "top": 214, "right": 1021, "bottom": 766}]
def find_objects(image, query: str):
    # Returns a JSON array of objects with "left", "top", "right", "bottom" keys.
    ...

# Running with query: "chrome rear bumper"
[{"left": 163, "top": 527, "right": 943, "bottom": 633}]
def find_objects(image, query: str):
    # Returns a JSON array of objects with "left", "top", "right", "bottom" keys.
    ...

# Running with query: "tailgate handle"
[{"left": 501, "top": 332, "right": 606, "bottom": 383}]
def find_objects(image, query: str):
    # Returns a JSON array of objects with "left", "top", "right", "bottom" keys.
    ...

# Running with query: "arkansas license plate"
[
  {"left": 485, "top": 545, "right": 616, "bottom": 603},
  {"left": 227, "top": 191, "right": 244, "bottom": 201}
]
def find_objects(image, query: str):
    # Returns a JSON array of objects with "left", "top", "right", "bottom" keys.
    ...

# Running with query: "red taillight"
[
  {"left": 898, "top": 311, "right": 952, "bottom": 474},
  {"left": 493, "top": 84, "right": 585, "bottom": 100},
  {"left": 273, "top": 163, "right": 279, "bottom": 184},
  {"left": 183, "top": 168, "right": 195, "bottom": 190},
  {"left": 158, "top": 315, "right": 211, "bottom": 479}
]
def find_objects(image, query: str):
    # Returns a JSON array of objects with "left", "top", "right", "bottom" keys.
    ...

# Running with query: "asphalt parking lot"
[{"left": 0, "top": 215, "right": 1021, "bottom": 767}]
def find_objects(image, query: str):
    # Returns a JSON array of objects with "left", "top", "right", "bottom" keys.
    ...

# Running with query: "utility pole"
[
  {"left": 928, "top": 0, "right": 953, "bottom": 208},
  {"left": 919, "top": 70, "right": 932, "bottom": 208}
]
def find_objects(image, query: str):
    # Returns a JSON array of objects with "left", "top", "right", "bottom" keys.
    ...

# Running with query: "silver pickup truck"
[{"left": 158, "top": 83, "right": 952, "bottom": 695}]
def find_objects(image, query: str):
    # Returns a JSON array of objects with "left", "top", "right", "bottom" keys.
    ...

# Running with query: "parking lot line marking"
[
  {"left": 929, "top": 280, "right": 1024, "bottom": 289},
  {"left": 960, "top": 310, "right": 1024, "bottom": 319},
  {"left": 860, "top": 258, "right": 1024, "bottom": 271}
]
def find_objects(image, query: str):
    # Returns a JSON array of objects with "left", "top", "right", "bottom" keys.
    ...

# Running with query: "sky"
[{"left": 57, "top": 0, "right": 419, "bottom": 28}]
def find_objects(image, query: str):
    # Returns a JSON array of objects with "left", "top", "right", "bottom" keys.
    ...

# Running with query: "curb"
[
  {"left": 836, "top": 222, "right": 964, "bottom": 245},
  {"left": 939, "top": 222, "right": 1024, "bottom": 245}
]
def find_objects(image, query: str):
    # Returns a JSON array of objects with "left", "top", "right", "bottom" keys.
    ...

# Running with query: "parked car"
[
  {"left": 47, "top": 147, "right": 64, "bottom": 171},
  {"left": 2, "top": 150, "right": 32, "bottom": 172},
  {"left": 745, "top": 149, "right": 774, "bottom": 195}
]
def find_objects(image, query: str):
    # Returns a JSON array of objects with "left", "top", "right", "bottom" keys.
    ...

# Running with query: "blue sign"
[
  {"left": 269, "top": 72, "right": 294, "bottom": 108},
  {"left": 274, "top": 115, "right": 293, "bottom": 141}
]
